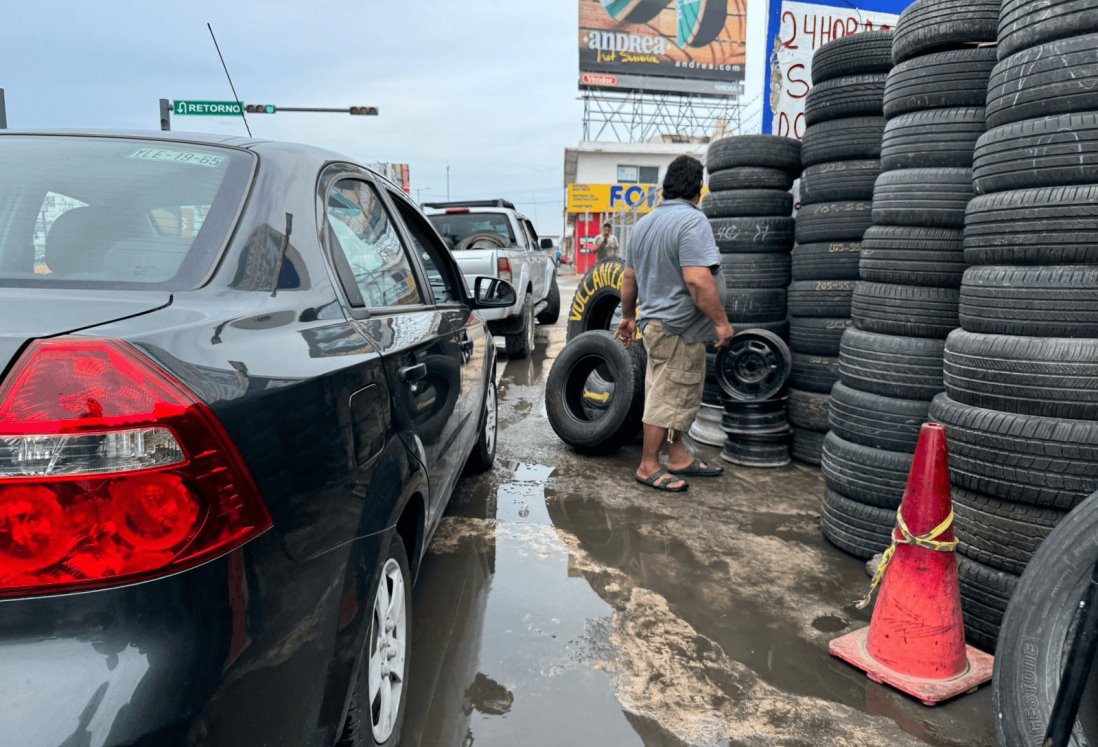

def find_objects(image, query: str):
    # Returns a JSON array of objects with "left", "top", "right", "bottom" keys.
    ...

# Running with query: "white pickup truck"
[{"left": 425, "top": 199, "right": 560, "bottom": 358}]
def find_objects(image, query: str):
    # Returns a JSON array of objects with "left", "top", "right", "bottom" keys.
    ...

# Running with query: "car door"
[
  {"left": 521, "top": 217, "right": 549, "bottom": 300},
  {"left": 321, "top": 168, "right": 472, "bottom": 526}
]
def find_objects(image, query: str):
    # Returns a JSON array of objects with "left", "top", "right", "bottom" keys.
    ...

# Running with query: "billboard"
[
  {"left": 762, "top": 0, "right": 907, "bottom": 139},
  {"left": 579, "top": 0, "right": 748, "bottom": 96},
  {"left": 567, "top": 183, "right": 661, "bottom": 214},
  {"left": 366, "top": 162, "right": 412, "bottom": 194}
]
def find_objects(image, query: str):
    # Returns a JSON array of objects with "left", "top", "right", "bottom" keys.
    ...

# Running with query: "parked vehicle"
[
  {"left": 424, "top": 199, "right": 560, "bottom": 358},
  {"left": 0, "top": 130, "right": 516, "bottom": 747}
]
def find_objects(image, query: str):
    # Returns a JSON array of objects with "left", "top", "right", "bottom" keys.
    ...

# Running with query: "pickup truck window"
[{"left": 428, "top": 212, "right": 515, "bottom": 248}]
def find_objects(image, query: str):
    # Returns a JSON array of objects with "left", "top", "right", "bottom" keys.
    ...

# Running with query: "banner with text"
[
  {"left": 567, "top": 183, "right": 661, "bottom": 214},
  {"left": 762, "top": 0, "right": 906, "bottom": 139},
  {"left": 579, "top": 0, "right": 748, "bottom": 95}
]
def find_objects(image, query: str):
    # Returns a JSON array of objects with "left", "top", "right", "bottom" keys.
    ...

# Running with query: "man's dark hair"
[{"left": 661, "top": 155, "right": 705, "bottom": 201}]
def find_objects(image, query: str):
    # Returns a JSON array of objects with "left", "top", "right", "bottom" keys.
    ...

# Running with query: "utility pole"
[
  {"left": 415, "top": 187, "right": 431, "bottom": 203},
  {"left": 0, "top": 89, "right": 8, "bottom": 130},
  {"left": 446, "top": 165, "right": 451, "bottom": 201}
]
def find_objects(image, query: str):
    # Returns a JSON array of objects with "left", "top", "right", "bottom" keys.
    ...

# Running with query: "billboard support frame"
[{"left": 581, "top": 88, "right": 744, "bottom": 142}]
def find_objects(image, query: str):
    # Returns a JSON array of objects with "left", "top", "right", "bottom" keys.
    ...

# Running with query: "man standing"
[
  {"left": 593, "top": 222, "right": 620, "bottom": 262},
  {"left": 616, "top": 156, "right": 734, "bottom": 492}
]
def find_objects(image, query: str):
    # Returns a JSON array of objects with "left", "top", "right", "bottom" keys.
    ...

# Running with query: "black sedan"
[{"left": 0, "top": 131, "right": 514, "bottom": 746}]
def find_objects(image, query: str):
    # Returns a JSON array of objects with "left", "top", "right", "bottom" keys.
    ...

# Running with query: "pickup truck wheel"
[
  {"left": 537, "top": 276, "right": 561, "bottom": 325},
  {"left": 505, "top": 296, "right": 535, "bottom": 359}
]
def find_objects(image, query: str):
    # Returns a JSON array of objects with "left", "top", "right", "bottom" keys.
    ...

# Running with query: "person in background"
[
  {"left": 593, "top": 222, "right": 620, "bottom": 262},
  {"left": 616, "top": 155, "right": 734, "bottom": 493}
]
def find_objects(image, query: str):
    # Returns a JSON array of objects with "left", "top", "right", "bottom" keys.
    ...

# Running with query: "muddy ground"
[{"left": 403, "top": 276, "right": 995, "bottom": 747}]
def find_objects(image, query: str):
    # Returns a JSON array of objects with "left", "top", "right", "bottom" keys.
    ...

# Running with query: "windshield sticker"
[{"left": 128, "top": 148, "right": 226, "bottom": 168}]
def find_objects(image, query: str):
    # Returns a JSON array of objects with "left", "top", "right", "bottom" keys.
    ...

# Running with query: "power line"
[{"left": 207, "top": 23, "right": 251, "bottom": 138}]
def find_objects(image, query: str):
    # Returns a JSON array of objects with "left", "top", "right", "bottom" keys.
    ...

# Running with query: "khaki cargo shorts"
[{"left": 642, "top": 320, "right": 707, "bottom": 434}]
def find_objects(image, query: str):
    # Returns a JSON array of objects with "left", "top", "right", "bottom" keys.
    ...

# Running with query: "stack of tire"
[
  {"left": 716, "top": 330, "right": 794, "bottom": 468},
  {"left": 788, "top": 31, "right": 893, "bottom": 466},
  {"left": 690, "top": 135, "right": 802, "bottom": 448},
  {"left": 819, "top": 0, "right": 999, "bottom": 566},
  {"left": 925, "top": 0, "right": 1098, "bottom": 653}
]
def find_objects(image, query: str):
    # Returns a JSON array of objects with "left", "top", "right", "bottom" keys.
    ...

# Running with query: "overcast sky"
[{"left": 1, "top": 0, "right": 583, "bottom": 230}]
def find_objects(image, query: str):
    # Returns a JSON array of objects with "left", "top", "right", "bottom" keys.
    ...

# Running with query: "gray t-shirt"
[{"left": 625, "top": 198, "right": 725, "bottom": 344}]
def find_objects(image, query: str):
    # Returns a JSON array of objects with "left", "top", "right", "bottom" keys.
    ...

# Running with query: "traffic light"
[
  {"left": 245, "top": 104, "right": 276, "bottom": 114},
  {"left": 349, "top": 106, "right": 379, "bottom": 116}
]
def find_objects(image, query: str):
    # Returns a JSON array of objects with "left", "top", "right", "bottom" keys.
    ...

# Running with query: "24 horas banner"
[{"left": 579, "top": 0, "right": 748, "bottom": 91}]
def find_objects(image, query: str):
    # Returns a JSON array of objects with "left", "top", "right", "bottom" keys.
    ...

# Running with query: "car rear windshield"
[
  {"left": 427, "top": 211, "right": 515, "bottom": 249},
  {"left": 0, "top": 135, "right": 255, "bottom": 290}
]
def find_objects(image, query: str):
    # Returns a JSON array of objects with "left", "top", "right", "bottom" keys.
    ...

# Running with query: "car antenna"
[
  {"left": 271, "top": 212, "right": 294, "bottom": 297},
  {"left": 207, "top": 22, "right": 252, "bottom": 138}
]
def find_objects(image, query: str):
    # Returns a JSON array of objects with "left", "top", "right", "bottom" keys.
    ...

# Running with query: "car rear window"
[
  {"left": 0, "top": 135, "right": 255, "bottom": 290},
  {"left": 427, "top": 211, "right": 515, "bottom": 249}
]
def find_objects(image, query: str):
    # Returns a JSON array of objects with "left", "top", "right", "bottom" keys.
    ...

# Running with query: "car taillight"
[
  {"left": 497, "top": 257, "right": 513, "bottom": 284},
  {"left": 0, "top": 338, "right": 272, "bottom": 599},
  {"left": 445, "top": 208, "right": 470, "bottom": 214}
]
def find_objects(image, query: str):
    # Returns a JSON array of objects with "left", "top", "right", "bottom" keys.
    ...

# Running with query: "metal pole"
[
  {"left": 446, "top": 165, "right": 451, "bottom": 201},
  {"left": 159, "top": 99, "right": 171, "bottom": 131},
  {"left": 1043, "top": 557, "right": 1098, "bottom": 746},
  {"left": 0, "top": 89, "right": 7, "bottom": 130}
]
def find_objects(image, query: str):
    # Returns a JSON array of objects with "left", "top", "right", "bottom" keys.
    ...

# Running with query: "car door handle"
[
  {"left": 399, "top": 363, "right": 427, "bottom": 384},
  {"left": 460, "top": 340, "right": 475, "bottom": 355}
]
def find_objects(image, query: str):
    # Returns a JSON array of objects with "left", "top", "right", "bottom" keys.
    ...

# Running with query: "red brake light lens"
[
  {"left": 445, "top": 208, "right": 470, "bottom": 214},
  {"left": 0, "top": 339, "right": 272, "bottom": 599},
  {"left": 497, "top": 257, "right": 513, "bottom": 284}
]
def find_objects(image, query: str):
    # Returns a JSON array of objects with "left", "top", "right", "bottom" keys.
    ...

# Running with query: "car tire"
[
  {"left": 891, "top": 0, "right": 1000, "bottom": 64},
  {"left": 829, "top": 381, "right": 929, "bottom": 452},
  {"left": 706, "top": 135, "right": 802, "bottom": 173},
  {"left": 505, "top": 295, "right": 535, "bottom": 359},
  {"left": 959, "top": 265, "right": 1098, "bottom": 337},
  {"left": 708, "top": 166, "right": 794, "bottom": 192},
  {"left": 789, "top": 317, "right": 853, "bottom": 356},
  {"left": 339, "top": 532, "right": 412, "bottom": 747},
  {"left": 567, "top": 259, "right": 624, "bottom": 341},
  {"left": 881, "top": 108, "right": 986, "bottom": 172},
  {"left": 791, "top": 242, "right": 862, "bottom": 281},
  {"left": 725, "top": 288, "right": 788, "bottom": 323},
  {"left": 795, "top": 201, "right": 874, "bottom": 244},
  {"left": 720, "top": 253, "right": 792, "bottom": 288},
  {"left": 710, "top": 216, "right": 796, "bottom": 254},
  {"left": 860, "top": 225, "right": 966, "bottom": 289},
  {"left": 999, "top": 0, "right": 1098, "bottom": 57},
  {"left": 838, "top": 328, "right": 946, "bottom": 400},
  {"left": 958, "top": 554, "right": 1018, "bottom": 654},
  {"left": 822, "top": 431, "right": 913, "bottom": 509},
  {"left": 791, "top": 352, "right": 839, "bottom": 394},
  {"left": 702, "top": 189, "right": 793, "bottom": 218},
  {"left": 811, "top": 30, "right": 894, "bottom": 84},
  {"left": 852, "top": 282, "right": 960, "bottom": 339},
  {"left": 800, "top": 161, "right": 881, "bottom": 204},
  {"left": 821, "top": 489, "right": 896, "bottom": 560},
  {"left": 803, "top": 74, "right": 888, "bottom": 127},
  {"left": 964, "top": 186, "right": 1098, "bottom": 266},
  {"left": 882, "top": 49, "right": 997, "bottom": 119},
  {"left": 787, "top": 280, "right": 856, "bottom": 318},
  {"left": 801, "top": 117, "right": 886, "bottom": 168},
  {"left": 987, "top": 33, "right": 1098, "bottom": 129},
  {"left": 943, "top": 329, "right": 1098, "bottom": 420},
  {"left": 537, "top": 275, "right": 561, "bottom": 325},
  {"left": 464, "top": 378, "right": 498, "bottom": 474},
  {"left": 791, "top": 426, "right": 826, "bottom": 466},
  {"left": 993, "top": 488, "right": 1098, "bottom": 745},
  {"left": 953, "top": 487, "right": 1065, "bottom": 576},
  {"left": 545, "top": 331, "right": 645, "bottom": 453},
  {"left": 871, "top": 168, "right": 975, "bottom": 230},
  {"left": 974, "top": 112, "right": 1098, "bottom": 194},
  {"left": 787, "top": 387, "right": 830, "bottom": 431},
  {"left": 928, "top": 392, "right": 1098, "bottom": 511}
]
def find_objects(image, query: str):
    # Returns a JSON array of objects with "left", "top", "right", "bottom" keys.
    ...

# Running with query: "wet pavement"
[{"left": 404, "top": 276, "right": 996, "bottom": 747}]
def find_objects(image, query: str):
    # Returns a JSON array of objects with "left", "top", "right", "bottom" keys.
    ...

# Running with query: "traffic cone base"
[{"left": 830, "top": 626, "right": 993, "bottom": 706}]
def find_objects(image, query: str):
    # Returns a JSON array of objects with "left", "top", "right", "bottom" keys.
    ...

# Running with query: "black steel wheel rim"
[{"left": 716, "top": 330, "right": 792, "bottom": 402}]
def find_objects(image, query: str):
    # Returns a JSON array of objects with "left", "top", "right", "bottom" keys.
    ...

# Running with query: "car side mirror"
[
  {"left": 539, "top": 238, "right": 555, "bottom": 250},
  {"left": 473, "top": 276, "right": 518, "bottom": 309}
]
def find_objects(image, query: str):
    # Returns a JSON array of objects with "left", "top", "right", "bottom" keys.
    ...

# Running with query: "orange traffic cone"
[{"left": 829, "top": 422, "right": 994, "bottom": 706}]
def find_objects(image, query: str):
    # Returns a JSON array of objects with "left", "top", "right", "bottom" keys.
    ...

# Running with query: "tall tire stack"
[
  {"left": 691, "top": 135, "right": 802, "bottom": 448},
  {"left": 820, "top": 0, "right": 999, "bottom": 565},
  {"left": 789, "top": 31, "right": 893, "bottom": 466},
  {"left": 927, "top": 0, "right": 1098, "bottom": 654}
]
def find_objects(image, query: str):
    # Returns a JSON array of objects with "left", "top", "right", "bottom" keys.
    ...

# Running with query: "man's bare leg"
[
  {"left": 637, "top": 423, "right": 686, "bottom": 490},
  {"left": 667, "top": 429, "right": 719, "bottom": 473}
]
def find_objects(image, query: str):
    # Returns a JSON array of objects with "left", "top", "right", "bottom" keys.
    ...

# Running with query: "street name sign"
[{"left": 173, "top": 100, "right": 242, "bottom": 116}]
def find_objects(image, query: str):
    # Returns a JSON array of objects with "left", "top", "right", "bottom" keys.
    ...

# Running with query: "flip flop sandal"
[
  {"left": 635, "top": 468, "right": 689, "bottom": 493},
  {"left": 668, "top": 457, "right": 724, "bottom": 477}
]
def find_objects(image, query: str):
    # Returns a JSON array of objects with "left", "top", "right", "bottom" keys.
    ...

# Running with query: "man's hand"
[
  {"left": 616, "top": 318, "right": 637, "bottom": 348},
  {"left": 715, "top": 321, "right": 735, "bottom": 349}
]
